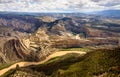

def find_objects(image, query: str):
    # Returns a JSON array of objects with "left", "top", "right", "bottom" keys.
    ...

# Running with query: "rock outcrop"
[
  {"left": 0, "top": 29, "right": 54, "bottom": 64},
  {"left": 27, "top": 28, "right": 53, "bottom": 61}
]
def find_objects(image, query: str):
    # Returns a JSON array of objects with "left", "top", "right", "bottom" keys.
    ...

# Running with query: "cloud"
[
  {"left": 92, "top": 0, "right": 120, "bottom": 6},
  {"left": 0, "top": 0, "right": 119, "bottom": 12},
  {"left": 0, "top": 0, "right": 14, "bottom": 3}
]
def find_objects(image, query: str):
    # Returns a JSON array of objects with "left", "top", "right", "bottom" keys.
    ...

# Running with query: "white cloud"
[
  {"left": 95, "top": 0, "right": 120, "bottom": 6},
  {"left": 0, "top": 0, "right": 119, "bottom": 12},
  {"left": 110, "top": 4, "right": 120, "bottom": 10}
]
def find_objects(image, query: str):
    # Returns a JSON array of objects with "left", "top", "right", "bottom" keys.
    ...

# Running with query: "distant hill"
[{"left": 95, "top": 10, "right": 120, "bottom": 18}]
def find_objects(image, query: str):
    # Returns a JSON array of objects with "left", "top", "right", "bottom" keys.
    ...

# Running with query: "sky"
[{"left": 0, "top": 0, "right": 120, "bottom": 13}]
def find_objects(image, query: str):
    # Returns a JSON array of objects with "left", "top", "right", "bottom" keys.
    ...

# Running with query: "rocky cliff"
[{"left": 0, "top": 29, "right": 54, "bottom": 64}]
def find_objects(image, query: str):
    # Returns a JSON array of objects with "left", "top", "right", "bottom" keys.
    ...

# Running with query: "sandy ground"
[{"left": 0, "top": 51, "right": 86, "bottom": 76}]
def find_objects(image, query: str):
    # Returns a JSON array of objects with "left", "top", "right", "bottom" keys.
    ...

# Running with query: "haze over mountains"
[{"left": 94, "top": 10, "right": 120, "bottom": 18}]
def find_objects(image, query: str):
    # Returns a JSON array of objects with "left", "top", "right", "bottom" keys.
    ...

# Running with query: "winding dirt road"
[{"left": 0, "top": 51, "right": 86, "bottom": 76}]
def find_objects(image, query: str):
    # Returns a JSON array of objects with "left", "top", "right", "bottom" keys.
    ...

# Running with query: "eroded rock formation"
[{"left": 0, "top": 29, "right": 54, "bottom": 64}]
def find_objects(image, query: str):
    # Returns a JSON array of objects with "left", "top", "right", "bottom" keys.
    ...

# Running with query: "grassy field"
[
  {"left": 0, "top": 63, "right": 12, "bottom": 70},
  {"left": 44, "top": 56, "right": 60, "bottom": 64},
  {"left": 0, "top": 61, "right": 22, "bottom": 70},
  {"left": 1, "top": 69, "right": 16, "bottom": 77},
  {"left": 59, "top": 47, "right": 94, "bottom": 52}
]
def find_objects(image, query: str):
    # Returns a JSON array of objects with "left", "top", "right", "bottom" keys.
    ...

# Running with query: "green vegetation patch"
[
  {"left": 1, "top": 69, "right": 16, "bottom": 77},
  {"left": 60, "top": 47, "right": 93, "bottom": 52},
  {"left": 0, "top": 61, "right": 19, "bottom": 70},
  {"left": 51, "top": 48, "right": 120, "bottom": 77},
  {"left": 3, "top": 47, "right": 120, "bottom": 77}
]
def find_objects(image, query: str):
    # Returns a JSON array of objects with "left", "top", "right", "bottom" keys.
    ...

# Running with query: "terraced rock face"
[
  {"left": 3, "top": 39, "right": 29, "bottom": 62},
  {"left": 27, "top": 29, "right": 53, "bottom": 61},
  {"left": 0, "top": 29, "right": 54, "bottom": 64}
]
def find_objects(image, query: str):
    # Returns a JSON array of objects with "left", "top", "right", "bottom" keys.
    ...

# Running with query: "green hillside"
[{"left": 3, "top": 47, "right": 120, "bottom": 77}]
